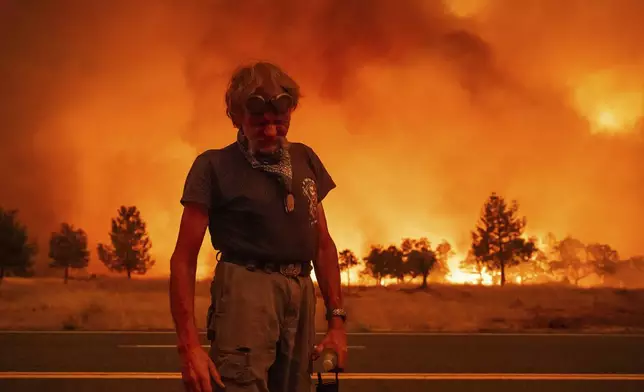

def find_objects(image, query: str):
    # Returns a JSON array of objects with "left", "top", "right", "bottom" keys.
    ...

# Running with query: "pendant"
[{"left": 285, "top": 193, "right": 295, "bottom": 213}]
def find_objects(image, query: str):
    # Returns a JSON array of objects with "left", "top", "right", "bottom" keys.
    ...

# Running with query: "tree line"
[
  {"left": 337, "top": 193, "right": 644, "bottom": 287},
  {"left": 0, "top": 205, "right": 155, "bottom": 284},
  {"left": 1, "top": 193, "right": 643, "bottom": 286}
]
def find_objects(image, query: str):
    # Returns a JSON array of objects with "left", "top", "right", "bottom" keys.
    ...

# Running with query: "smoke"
[{"left": 1, "top": 0, "right": 643, "bottom": 277}]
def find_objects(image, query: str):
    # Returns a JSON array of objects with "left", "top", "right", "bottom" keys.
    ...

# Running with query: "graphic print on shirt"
[{"left": 301, "top": 177, "right": 318, "bottom": 226}]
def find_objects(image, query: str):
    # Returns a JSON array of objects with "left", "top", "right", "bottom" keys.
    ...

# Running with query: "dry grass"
[{"left": 1, "top": 277, "right": 644, "bottom": 333}]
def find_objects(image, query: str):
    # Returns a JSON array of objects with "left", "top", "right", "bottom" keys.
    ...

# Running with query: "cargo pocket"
[
  {"left": 207, "top": 262, "right": 231, "bottom": 341},
  {"left": 214, "top": 348, "right": 256, "bottom": 386}
]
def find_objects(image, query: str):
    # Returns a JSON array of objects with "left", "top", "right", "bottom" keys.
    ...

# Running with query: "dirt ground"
[{"left": 1, "top": 277, "right": 643, "bottom": 333}]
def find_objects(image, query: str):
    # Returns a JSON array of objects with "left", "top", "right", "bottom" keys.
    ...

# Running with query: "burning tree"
[
  {"left": 97, "top": 206, "right": 155, "bottom": 279},
  {"left": 0, "top": 208, "right": 37, "bottom": 283},
  {"left": 401, "top": 237, "right": 437, "bottom": 289},
  {"left": 586, "top": 243, "right": 619, "bottom": 282},
  {"left": 460, "top": 249, "right": 487, "bottom": 284},
  {"left": 549, "top": 237, "right": 620, "bottom": 285},
  {"left": 508, "top": 247, "right": 550, "bottom": 284},
  {"left": 471, "top": 193, "right": 537, "bottom": 286},
  {"left": 549, "top": 236, "right": 590, "bottom": 285},
  {"left": 338, "top": 249, "right": 359, "bottom": 293},
  {"left": 49, "top": 223, "right": 90, "bottom": 284},
  {"left": 433, "top": 240, "right": 453, "bottom": 281}
]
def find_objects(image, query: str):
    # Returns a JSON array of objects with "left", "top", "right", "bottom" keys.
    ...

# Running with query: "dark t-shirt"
[{"left": 180, "top": 142, "right": 336, "bottom": 263}]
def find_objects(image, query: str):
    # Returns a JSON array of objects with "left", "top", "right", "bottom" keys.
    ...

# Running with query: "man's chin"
[
  {"left": 249, "top": 138, "right": 289, "bottom": 156},
  {"left": 258, "top": 144, "right": 279, "bottom": 154},
  {"left": 248, "top": 144, "right": 277, "bottom": 157}
]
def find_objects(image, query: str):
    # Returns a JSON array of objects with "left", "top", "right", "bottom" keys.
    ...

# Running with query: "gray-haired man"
[{"left": 169, "top": 62, "right": 347, "bottom": 392}]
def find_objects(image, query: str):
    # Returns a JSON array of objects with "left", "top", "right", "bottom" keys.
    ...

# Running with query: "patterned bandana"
[{"left": 236, "top": 129, "right": 295, "bottom": 213}]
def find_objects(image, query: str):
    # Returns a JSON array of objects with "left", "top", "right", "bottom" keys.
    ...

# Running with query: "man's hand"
[
  {"left": 312, "top": 320, "right": 348, "bottom": 371},
  {"left": 179, "top": 345, "right": 225, "bottom": 392}
]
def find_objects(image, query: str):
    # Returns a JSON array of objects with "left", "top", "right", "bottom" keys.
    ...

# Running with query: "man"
[{"left": 169, "top": 61, "right": 347, "bottom": 392}]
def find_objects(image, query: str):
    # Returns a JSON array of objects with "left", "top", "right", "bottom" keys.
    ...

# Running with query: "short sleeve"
[
  {"left": 180, "top": 152, "right": 216, "bottom": 209},
  {"left": 305, "top": 146, "right": 336, "bottom": 203}
]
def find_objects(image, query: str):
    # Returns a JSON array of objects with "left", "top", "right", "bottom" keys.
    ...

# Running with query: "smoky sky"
[{"left": 1, "top": 0, "right": 643, "bottom": 275}]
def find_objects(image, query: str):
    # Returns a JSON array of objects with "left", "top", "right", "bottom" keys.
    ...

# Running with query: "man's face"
[
  {"left": 240, "top": 87, "right": 294, "bottom": 156},
  {"left": 241, "top": 110, "right": 292, "bottom": 155}
]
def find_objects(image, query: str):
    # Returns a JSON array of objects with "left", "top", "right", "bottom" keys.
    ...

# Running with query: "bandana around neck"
[{"left": 236, "top": 129, "right": 295, "bottom": 213}]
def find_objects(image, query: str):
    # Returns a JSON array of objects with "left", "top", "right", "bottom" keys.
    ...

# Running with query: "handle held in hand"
[{"left": 321, "top": 349, "right": 339, "bottom": 372}]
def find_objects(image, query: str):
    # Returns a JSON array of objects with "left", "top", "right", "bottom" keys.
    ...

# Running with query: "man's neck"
[{"left": 252, "top": 150, "right": 281, "bottom": 164}]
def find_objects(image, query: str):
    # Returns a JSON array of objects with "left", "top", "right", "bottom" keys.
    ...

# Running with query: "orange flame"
[{"left": 572, "top": 70, "right": 644, "bottom": 135}]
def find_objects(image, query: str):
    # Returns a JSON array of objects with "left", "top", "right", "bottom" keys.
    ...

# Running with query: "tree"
[
  {"left": 433, "top": 240, "right": 453, "bottom": 281},
  {"left": 363, "top": 245, "right": 386, "bottom": 285},
  {"left": 509, "top": 245, "right": 550, "bottom": 284},
  {"left": 383, "top": 245, "right": 405, "bottom": 283},
  {"left": 97, "top": 206, "right": 155, "bottom": 279},
  {"left": 471, "top": 193, "right": 537, "bottom": 286},
  {"left": 49, "top": 223, "right": 90, "bottom": 284},
  {"left": 0, "top": 208, "right": 37, "bottom": 283},
  {"left": 338, "top": 249, "right": 359, "bottom": 294},
  {"left": 401, "top": 237, "right": 437, "bottom": 289},
  {"left": 550, "top": 236, "right": 590, "bottom": 285},
  {"left": 586, "top": 243, "right": 619, "bottom": 282},
  {"left": 363, "top": 245, "right": 404, "bottom": 285}
]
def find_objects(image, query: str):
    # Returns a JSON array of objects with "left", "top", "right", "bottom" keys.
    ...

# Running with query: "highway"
[{"left": 1, "top": 331, "right": 643, "bottom": 391}]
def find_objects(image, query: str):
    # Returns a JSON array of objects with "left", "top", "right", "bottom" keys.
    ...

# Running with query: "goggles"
[{"left": 245, "top": 92, "right": 294, "bottom": 116}]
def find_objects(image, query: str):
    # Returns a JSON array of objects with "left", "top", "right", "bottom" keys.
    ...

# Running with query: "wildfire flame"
[
  {"left": 572, "top": 70, "right": 644, "bottom": 135},
  {"left": 2, "top": 1, "right": 643, "bottom": 284},
  {"left": 445, "top": 0, "right": 488, "bottom": 18}
]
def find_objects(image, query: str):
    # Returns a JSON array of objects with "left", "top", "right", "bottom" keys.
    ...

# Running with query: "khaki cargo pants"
[{"left": 207, "top": 261, "right": 316, "bottom": 392}]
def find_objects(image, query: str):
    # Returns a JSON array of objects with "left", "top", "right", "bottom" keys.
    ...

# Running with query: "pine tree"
[
  {"left": 471, "top": 193, "right": 536, "bottom": 286},
  {"left": 97, "top": 206, "right": 155, "bottom": 279}
]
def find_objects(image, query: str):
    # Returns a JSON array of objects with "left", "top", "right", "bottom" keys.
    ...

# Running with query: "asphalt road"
[{"left": 1, "top": 331, "right": 644, "bottom": 391}]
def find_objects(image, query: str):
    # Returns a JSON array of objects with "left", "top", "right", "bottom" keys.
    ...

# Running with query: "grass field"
[{"left": 1, "top": 276, "right": 644, "bottom": 333}]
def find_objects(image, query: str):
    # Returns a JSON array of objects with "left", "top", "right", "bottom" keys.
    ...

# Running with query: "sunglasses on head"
[{"left": 245, "top": 92, "right": 294, "bottom": 116}]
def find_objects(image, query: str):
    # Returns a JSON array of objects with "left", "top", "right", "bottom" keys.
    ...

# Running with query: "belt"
[{"left": 217, "top": 251, "right": 313, "bottom": 278}]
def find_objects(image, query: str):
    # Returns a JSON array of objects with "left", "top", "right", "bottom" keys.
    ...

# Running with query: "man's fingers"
[
  {"left": 185, "top": 368, "right": 202, "bottom": 392},
  {"left": 208, "top": 358, "right": 225, "bottom": 389},
  {"left": 184, "top": 379, "right": 200, "bottom": 392},
  {"left": 311, "top": 343, "right": 324, "bottom": 360},
  {"left": 324, "top": 342, "right": 344, "bottom": 371},
  {"left": 198, "top": 370, "right": 212, "bottom": 392}
]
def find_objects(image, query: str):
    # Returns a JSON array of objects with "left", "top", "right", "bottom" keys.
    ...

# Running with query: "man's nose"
[{"left": 264, "top": 124, "right": 278, "bottom": 138}]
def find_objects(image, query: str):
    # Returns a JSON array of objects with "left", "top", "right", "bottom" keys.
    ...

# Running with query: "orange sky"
[{"left": 1, "top": 0, "right": 643, "bottom": 279}]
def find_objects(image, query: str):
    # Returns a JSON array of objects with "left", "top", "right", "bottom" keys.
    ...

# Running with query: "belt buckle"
[{"left": 280, "top": 263, "right": 301, "bottom": 278}]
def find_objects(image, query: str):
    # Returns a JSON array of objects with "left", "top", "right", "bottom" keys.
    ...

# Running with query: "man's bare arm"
[
  {"left": 169, "top": 203, "right": 209, "bottom": 352},
  {"left": 312, "top": 203, "right": 344, "bottom": 329}
]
